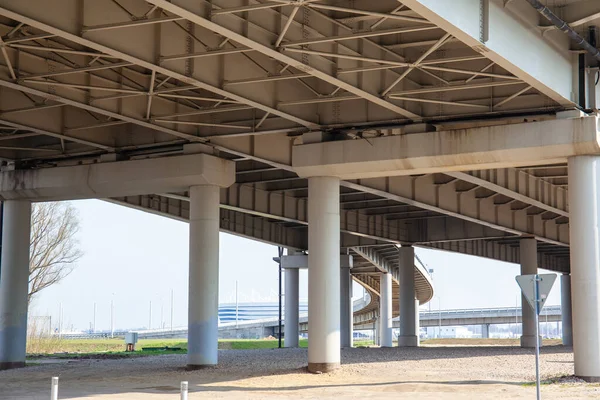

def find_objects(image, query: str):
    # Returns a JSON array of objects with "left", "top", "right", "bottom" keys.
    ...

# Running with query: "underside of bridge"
[{"left": 0, "top": 0, "right": 597, "bottom": 380}]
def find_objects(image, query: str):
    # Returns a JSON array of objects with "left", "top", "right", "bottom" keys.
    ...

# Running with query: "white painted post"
[
  {"left": 180, "top": 381, "right": 188, "bottom": 400},
  {"left": 51, "top": 377, "right": 59, "bottom": 400}
]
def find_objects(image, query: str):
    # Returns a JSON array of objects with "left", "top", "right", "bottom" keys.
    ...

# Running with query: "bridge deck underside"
[{"left": 0, "top": 0, "right": 583, "bottom": 276}]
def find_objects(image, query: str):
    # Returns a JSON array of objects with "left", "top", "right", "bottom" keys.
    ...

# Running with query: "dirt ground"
[{"left": 1, "top": 345, "right": 598, "bottom": 399}]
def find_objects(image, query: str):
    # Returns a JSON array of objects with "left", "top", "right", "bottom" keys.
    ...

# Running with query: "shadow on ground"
[{"left": 0, "top": 345, "right": 572, "bottom": 399}]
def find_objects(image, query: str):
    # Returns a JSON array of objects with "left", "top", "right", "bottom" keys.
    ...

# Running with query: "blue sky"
[{"left": 30, "top": 199, "right": 563, "bottom": 332}]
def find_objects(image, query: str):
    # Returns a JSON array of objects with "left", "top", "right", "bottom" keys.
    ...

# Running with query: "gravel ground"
[{"left": 0, "top": 345, "right": 598, "bottom": 399}]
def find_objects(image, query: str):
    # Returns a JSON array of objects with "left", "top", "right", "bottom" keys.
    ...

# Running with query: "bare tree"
[{"left": 28, "top": 202, "right": 83, "bottom": 302}]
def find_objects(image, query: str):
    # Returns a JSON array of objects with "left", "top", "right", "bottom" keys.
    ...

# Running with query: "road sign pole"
[
  {"left": 516, "top": 272, "right": 556, "bottom": 400},
  {"left": 534, "top": 274, "right": 541, "bottom": 400}
]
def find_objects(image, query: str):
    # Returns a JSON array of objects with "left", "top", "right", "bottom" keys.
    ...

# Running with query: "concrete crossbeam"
[
  {"left": 0, "top": 154, "right": 235, "bottom": 201},
  {"left": 293, "top": 117, "right": 600, "bottom": 180}
]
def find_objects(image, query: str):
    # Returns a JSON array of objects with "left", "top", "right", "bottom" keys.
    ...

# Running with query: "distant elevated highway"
[{"left": 109, "top": 305, "right": 562, "bottom": 340}]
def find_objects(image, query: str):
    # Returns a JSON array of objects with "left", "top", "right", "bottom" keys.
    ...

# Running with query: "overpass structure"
[
  {"left": 56, "top": 304, "right": 563, "bottom": 340},
  {"left": 0, "top": 0, "right": 597, "bottom": 380}
]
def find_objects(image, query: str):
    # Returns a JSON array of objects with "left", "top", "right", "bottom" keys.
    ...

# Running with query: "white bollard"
[
  {"left": 180, "top": 381, "right": 188, "bottom": 400},
  {"left": 51, "top": 377, "right": 59, "bottom": 400}
]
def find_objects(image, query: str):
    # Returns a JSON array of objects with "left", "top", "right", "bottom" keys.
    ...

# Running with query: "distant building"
[
  {"left": 426, "top": 326, "right": 473, "bottom": 339},
  {"left": 219, "top": 302, "right": 308, "bottom": 323}
]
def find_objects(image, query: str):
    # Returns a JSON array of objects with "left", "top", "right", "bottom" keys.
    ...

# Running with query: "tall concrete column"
[
  {"left": 569, "top": 156, "right": 600, "bottom": 381},
  {"left": 561, "top": 274, "right": 573, "bottom": 346},
  {"left": 481, "top": 324, "right": 490, "bottom": 339},
  {"left": 398, "top": 246, "right": 418, "bottom": 347},
  {"left": 284, "top": 266, "right": 299, "bottom": 348},
  {"left": 0, "top": 200, "right": 32, "bottom": 370},
  {"left": 340, "top": 263, "right": 353, "bottom": 348},
  {"left": 187, "top": 185, "right": 220, "bottom": 368},
  {"left": 307, "top": 176, "right": 340, "bottom": 373},
  {"left": 379, "top": 273, "right": 393, "bottom": 347},
  {"left": 520, "top": 237, "right": 539, "bottom": 348},
  {"left": 415, "top": 299, "right": 420, "bottom": 340}
]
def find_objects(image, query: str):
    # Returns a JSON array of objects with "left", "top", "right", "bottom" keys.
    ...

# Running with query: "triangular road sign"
[{"left": 516, "top": 274, "right": 557, "bottom": 315}]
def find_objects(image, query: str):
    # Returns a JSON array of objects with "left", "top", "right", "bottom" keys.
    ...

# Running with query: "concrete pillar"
[
  {"left": 0, "top": 200, "right": 32, "bottom": 370},
  {"left": 561, "top": 274, "right": 573, "bottom": 346},
  {"left": 569, "top": 156, "right": 600, "bottom": 381},
  {"left": 379, "top": 273, "right": 393, "bottom": 347},
  {"left": 187, "top": 185, "right": 220, "bottom": 368},
  {"left": 307, "top": 176, "right": 340, "bottom": 373},
  {"left": 481, "top": 324, "right": 490, "bottom": 339},
  {"left": 340, "top": 262, "right": 353, "bottom": 348},
  {"left": 520, "top": 237, "right": 539, "bottom": 348},
  {"left": 415, "top": 299, "right": 420, "bottom": 340},
  {"left": 398, "top": 246, "right": 418, "bottom": 347},
  {"left": 284, "top": 266, "right": 299, "bottom": 348}
]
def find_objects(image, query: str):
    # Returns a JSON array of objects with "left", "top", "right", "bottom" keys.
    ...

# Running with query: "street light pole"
[
  {"left": 170, "top": 289, "right": 174, "bottom": 332},
  {"left": 438, "top": 297, "right": 441, "bottom": 338},
  {"left": 110, "top": 299, "right": 114, "bottom": 338}
]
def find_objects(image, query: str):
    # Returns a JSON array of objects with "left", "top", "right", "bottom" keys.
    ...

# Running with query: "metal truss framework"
[{"left": 0, "top": 0, "right": 588, "bottom": 278}]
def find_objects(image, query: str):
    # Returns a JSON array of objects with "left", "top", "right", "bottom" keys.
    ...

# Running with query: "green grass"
[{"left": 26, "top": 337, "right": 378, "bottom": 359}]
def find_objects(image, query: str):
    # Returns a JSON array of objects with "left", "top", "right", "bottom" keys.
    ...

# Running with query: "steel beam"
[
  {"left": 0, "top": 3, "right": 318, "bottom": 129},
  {"left": 147, "top": 0, "right": 421, "bottom": 120},
  {"left": 341, "top": 176, "right": 569, "bottom": 246},
  {"left": 400, "top": 0, "right": 576, "bottom": 107}
]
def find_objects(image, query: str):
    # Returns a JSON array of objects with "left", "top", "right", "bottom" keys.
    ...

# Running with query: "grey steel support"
[
  {"left": 398, "top": 246, "right": 419, "bottom": 347},
  {"left": 284, "top": 261, "right": 300, "bottom": 348},
  {"left": 340, "top": 261, "right": 353, "bottom": 348},
  {"left": 520, "top": 237, "right": 540, "bottom": 348},
  {"left": 561, "top": 274, "right": 573, "bottom": 346},
  {"left": 0, "top": 200, "right": 32, "bottom": 370}
]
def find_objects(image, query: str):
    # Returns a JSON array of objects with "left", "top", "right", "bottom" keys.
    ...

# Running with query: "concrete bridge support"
[
  {"left": 340, "top": 261, "right": 353, "bottom": 348},
  {"left": 569, "top": 156, "right": 600, "bottom": 381},
  {"left": 0, "top": 201, "right": 32, "bottom": 370},
  {"left": 284, "top": 262, "right": 299, "bottom": 348},
  {"left": 520, "top": 237, "right": 539, "bottom": 348},
  {"left": 561, "top": 274, "right": 573, "bottom": 346},
  {"left": 187, "top": 185, "right": 221, "bottom": 369},
  {"left": 307, "top": 177, "right": 341, "bottom": 373},
  {"left": 398, "top": 246, "right": 419, "bottom": 347},
  {"left": 481, "top": 324, "right": 490, "bottom": 339},
  {"left": 415, "top": 299, "right": 421, "bottom": 339},
  {"left": 380, "top": 273, "right": 393, "bottom": 347}
]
